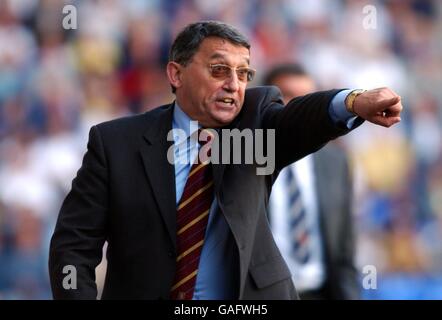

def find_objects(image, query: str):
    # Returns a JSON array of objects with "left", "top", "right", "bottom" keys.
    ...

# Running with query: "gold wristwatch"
[{"left": 345, "top": 89, "right": 367, "bottom": 115}]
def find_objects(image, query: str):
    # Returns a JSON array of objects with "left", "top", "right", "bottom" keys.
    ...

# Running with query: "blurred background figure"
[
  {"left": 0, "top": 0, "right": 441, "bottom": 299},
  {"left": 264, "top": 64, "right": 360, "bottom": 300}
]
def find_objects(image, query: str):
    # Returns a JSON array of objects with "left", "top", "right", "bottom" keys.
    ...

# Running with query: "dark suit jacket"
[
  {"left": 312, "top": 144, "right": 360, "bottom": 299},
  {"left": 49, "top": 86, "right": 361, "bottom": 299}
]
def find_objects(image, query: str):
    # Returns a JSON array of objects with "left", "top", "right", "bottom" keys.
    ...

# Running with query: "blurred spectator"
[{"left": 265, "top": 63, "right": 360, "bottom": 299}]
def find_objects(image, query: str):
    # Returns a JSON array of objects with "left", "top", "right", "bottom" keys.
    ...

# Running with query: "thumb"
[{"left": 378, "top": 96, "right": 401, "bottom": 109}]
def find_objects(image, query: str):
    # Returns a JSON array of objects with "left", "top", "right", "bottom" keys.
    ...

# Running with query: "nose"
[{"left": 222, "top": 70, "right": 240, "bottom": 93}]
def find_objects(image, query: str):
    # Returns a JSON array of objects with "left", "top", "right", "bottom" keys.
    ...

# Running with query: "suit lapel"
[
  {"left": 212, "top": 108, "right": 245, "bottom": 193},
  {"left": 210, "top": 113, "right": 242, "bottom": 198},
  {"left": 140, "top": 104, "right": 177, "bottom": 249}
]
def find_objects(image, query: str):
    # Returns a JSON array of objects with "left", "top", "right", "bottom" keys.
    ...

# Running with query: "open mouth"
[{"left": 216, "top": 98, "right": 235, "bottom": 107}]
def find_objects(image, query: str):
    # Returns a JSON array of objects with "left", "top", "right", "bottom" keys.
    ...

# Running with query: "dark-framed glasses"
[{"left": 208, "top": 64, "right": 256, "bottom": 82}]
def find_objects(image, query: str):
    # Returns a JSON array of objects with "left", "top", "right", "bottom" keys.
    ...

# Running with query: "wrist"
[{"left": 345, "top": 89, "right": 367, "bottom": 115}]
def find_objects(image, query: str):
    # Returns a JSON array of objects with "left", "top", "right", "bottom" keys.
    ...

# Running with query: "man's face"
[
  {"left": 171, "top": 37, "right": 250, "bottom": 128},
  {"left": 271, "top": 74, "right": 315, "bottom": 104}
]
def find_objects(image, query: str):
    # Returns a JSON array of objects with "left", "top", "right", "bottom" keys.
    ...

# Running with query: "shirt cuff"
[{"left": 328, "top": 89, "right": 359, "bottom": 129}]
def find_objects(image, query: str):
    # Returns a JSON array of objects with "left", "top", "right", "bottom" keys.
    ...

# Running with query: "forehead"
[{"left": 194, "top": 37, "right": 250, "bottom": 65}]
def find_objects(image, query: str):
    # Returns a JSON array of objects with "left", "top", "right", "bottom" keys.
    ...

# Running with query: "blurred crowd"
[{"left": 0, "top": 0, "right": 441, "bottom": 299}]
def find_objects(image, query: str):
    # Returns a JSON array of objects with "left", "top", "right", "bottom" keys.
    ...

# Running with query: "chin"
[{"left": 214, "top": 113, "right": 237, "bottom": 126}]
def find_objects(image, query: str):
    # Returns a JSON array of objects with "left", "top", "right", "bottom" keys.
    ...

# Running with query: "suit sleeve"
[
  {"left": 259, "top": 86, "right": 363, "bottom": 171},
  {"left": 49, "top": 125, "right": 109, "bottom": 299}
]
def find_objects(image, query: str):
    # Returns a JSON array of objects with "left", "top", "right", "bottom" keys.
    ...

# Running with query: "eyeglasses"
[{"left": 208, "top": 64, "right": 256, "bottom": 82}]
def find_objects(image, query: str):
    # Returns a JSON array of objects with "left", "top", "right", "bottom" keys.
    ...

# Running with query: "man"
[
  {"left": 264, "top": 63, "right": 360, "bottom": 299},
  {"left": 49, "top": 21, "right": 402, "bottom": 299}
]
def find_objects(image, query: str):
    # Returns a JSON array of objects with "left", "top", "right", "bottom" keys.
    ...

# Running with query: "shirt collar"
[
  {"left": 172, "top": 102, "right": 202, "bottom": 148},
  {"left": 173, "top": 102, "right": 201, "bottom": 138}
]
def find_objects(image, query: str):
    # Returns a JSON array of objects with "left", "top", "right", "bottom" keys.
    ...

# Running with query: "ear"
[{"left": 166, "top": 61, "right": 183, "bottom": 90}]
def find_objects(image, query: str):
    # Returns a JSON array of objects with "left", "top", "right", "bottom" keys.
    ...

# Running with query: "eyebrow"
[{"left": 209, "top": 52, "right": 250, "bottom": 66}]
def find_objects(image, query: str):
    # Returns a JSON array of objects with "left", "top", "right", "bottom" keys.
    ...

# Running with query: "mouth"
[{"left": 215, "top": 97, "right": 236, "bottom": 108}]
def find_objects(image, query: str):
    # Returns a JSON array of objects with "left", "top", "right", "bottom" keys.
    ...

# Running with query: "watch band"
[{"left": 345, "top": 89, "right": 367, "bottom": 114}]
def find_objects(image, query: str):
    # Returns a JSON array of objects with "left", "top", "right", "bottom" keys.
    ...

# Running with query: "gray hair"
[{"left": 169, "top": 21, "right": 251, "bottom": 93}]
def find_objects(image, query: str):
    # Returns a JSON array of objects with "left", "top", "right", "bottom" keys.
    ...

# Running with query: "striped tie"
[
  {"left": 170, "top": 129, "right": 214, "bottom": 300},
  {"left": 286, "top": 168, "right": 311, "bottom": 264}
]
